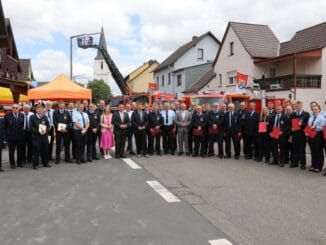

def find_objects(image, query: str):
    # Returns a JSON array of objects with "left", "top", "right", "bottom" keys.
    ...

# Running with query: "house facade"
[
  {"left": 201, "top": 21, "right": 326, "bottom": 110},
  {"left": 126, "top": 60, "right": 159, "bottom": 93},
  {"left": 153, "top": 32, "right": 220, "bottom": 98}
]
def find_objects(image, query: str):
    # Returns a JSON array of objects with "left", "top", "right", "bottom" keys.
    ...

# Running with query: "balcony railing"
[
  {"left": 254, "top": 74, "right": 322, "bottom": 90},
  {"left": 0, "top": 55, "right": 18, "bottom": 80}
]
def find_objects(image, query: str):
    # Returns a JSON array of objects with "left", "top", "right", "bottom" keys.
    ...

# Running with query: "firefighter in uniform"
[
  {"left": 86, "top": 103, "right": 100, "bottom": 161},
  {"left": 191, "top": 105, "right": 207, "bottom": 157}
]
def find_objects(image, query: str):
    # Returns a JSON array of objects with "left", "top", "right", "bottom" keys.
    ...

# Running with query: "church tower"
[{"left": 94, "top": 27, "right": 113, "bottom": 86}]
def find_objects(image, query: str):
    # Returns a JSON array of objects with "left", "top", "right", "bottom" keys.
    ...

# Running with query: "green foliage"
[{"left": 87, "top": 79, "right": 112, "bottom": 104}]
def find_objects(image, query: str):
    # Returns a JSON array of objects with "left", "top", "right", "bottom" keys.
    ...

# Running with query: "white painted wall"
[{"left": 94, "top": 59, "right": 114, "bottom": 86}]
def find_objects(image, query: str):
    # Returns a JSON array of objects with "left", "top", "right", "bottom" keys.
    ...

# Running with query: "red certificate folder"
[
  {"left": 193, "top": 128, "right": 204, "bottom": 137},
  {"left": 323, "top": 126, "right": 326, "bottom": 139},
  {"left": 270, "top": 127, "right": 281, "bottom": 139},
  {"left": 304, "top": 126, "right": 317, "bottom": 138},
  {"left": 234, "top": 132, "right": 241, "bottom": 141},
  {"left": 258, "top": 122, "right": 267, "bottom": 133},
  {"left": 150, "top": 127, "right": 160, "bottom": 136},
  {"left": 291, "top": 118, "right": 301, "bottom": 131},
  {"left": 208, "top": 127, "right": 219, "bottom": 135}
]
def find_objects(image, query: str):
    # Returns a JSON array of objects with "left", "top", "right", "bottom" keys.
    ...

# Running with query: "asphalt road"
[
  {"left": 134, "top": 153, "right": 326, "bottom": 245},
  {"left": 0, "top": 151, "right": 230, "bottom": 245}
]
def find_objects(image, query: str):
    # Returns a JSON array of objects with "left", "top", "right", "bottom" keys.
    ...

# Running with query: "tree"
[{"left": 87, "top": 79, "right": 112, "bottom": 104}]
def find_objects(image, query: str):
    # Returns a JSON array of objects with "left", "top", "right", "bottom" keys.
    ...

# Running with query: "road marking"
[
  {"left": 123, "top": 158, "right": 142, "bottom": 169},
  {"left": 209, "top": 239, "right": 233, "bottom": 245},
  {"left": 146, "top": 181, "right": 180, "bottom": 203}
]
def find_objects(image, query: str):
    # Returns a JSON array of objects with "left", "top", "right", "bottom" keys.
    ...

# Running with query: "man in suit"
[
  {"left": 148, "top": 103, "right": 163, "bottom": 155},
  {"left": 238, "top": 101, "right": 248, "bottom": 156},
  {"left": 191, "top": 105, "right": 207, "bottom": 157},
  {"left": 160, "top": 103, "right": 176, "bottom": 155},
  {"left": 225, "top": 103, "right": 241, "bottom": 159},
  {"left": 29, "top": 104, "right": 51, "bottom": 169},
  {"left": 267, "top": 101, "right": 275, "bottom": 116},
  {"left": 131, "top": 104, "right": 149, "bottom": 157},
  {"left": 45, "top": 101, "right": 55, "bottom": 161},
  {"left": 53, "top": 101, "right": 72, "bottom": 164},
  {"left": 125, "top": 103, "right": 135, "bottom": 155},
  {"left": 67, "top": 102, "right": 76, "bottom": 160},
  {"left": 207, "top": 103, "right": 221, "bottom": 157},
  {"left": 0, "top": 106, "right": 6, "bottom": 172},
  {"left": 175, "top": 102, "right": 192, "bottom": 155},
  {"left": 5, "top": 104, "right": 25, "bottom": 168},
  {"left": 269, "top": 105, "right": 291, "bottom": 167},
  {"left": 290, "top": 101, "right": 310, "bottom": 169},
  {"left": 21, "top": 104, "right": 34, "bottom": 165},
  {"left": 243, "top": 102, "right": 259, "bottom": 160},
  {"left": 86, "top": 103, "right": 100, "bottom": 162},
  {"left": 217, "top": 103, "right": 227, "bottom": 158},
  {"left": 112, "top": 103, "right": 130, "bottom": 159}
]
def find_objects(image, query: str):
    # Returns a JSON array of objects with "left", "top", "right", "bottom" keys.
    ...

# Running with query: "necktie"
[
  {"left": 120, "top": 112, "right": 124, "bottom": 122},
  {"left": 140, "top": 111, "right": 143, "bottom": 122},
  {"left": 24, "top": 113, "right": 28, "bottom": 130},
  {"left": 229, "top": 112, "right": 232, "bottom": 127},
  {"left": 311, "top": 116, "right": 317, "bottom": 126},
  {"left": 165, "top": 110, "right": 168, "bottom": 124},
  {"left": 70, "top": 110, "right": 73, "bottom": 117},
  {"left": 80, "top": 112, "right": 86, "bottom": 128},
  {"left": 275, "top": 114, "right": 280, "bottom": 127},
  {"left": 47, "top": 110, "right": 51, "bottom": 124}
]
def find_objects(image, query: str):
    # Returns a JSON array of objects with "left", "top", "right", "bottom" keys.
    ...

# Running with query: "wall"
[
  {"left": 129, "top": 63, "right": 159, "bottom": 93},
  {"left": 94, "top": 59, "right": 114, "bottom": 86}
]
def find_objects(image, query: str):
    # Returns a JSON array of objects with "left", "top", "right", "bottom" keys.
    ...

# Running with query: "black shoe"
[
  {"left": 224, "top": 155, "right": 231, "bottom": 159},
  {"left": 33, "top": 165, "right": 38, "bottom": 170},
  {"left": 192, "top": 154, "right": 198, "bottom": 157},
  {"left": 313, "top": 169, "right": 321, "bottom": 173},
  {"left": 234, "top": 156, "right": 239, "bottom": 160},
  {"left": 129, "top": 151, "right": 136, "bottom": 155},
  {"left": 120, "top": 155, "right": 127, "bottom": 159},
  {"left": 43, "top": 164, "right": 51, "bottom": 168},
  {"left": 186, "top": 152, "right": 190, "bottom": 156},
  {"left": 245, "top": 156, "right": 252, "bottom": 160},
  {"left": 289, "top": 164, "right": 298, "bottom": 168},
  {"left": 76, "top": 161, "right": 81, "bottom": 164},
  {"left": 264, "top": 159, "right": 270, "bottom": 164},
  {"left": 178, "top": 152, "right": 183, "bottom": 156},
  {"left": 0, "top": 169, "right": 4, "bottom": 172},
  {"left": 17, "top": 164, "right": 24, "bottom": 168},
  {"left": 55, "top": 160, "right": 60, "bottom": 164},
  {"left": 157, "top": 152, "right": 162, "bottom": 156},
  {"left": 323, "top": 172, "right": 326, "bottom": 176},
  {"left": 308, "top": 167, "right": 314, "bottom": 171},
  {"left": 65, "top": 159, "right": 72, "bottom": 163},
  {"left": 10, "top": 165, "right": 17, "bottom": 169},
  {"left": 269, "top": 162, "right": 278, "bottom": 165},
  {"left": 80, "top": 160, "right": 86, "bottom": 164},
  {"left": 171, "top": 152, "right": 175, "bottom": 155},
  {"left": 87, "top": 159, "right": 92, "bottom": 162},
  {"left": 207, "top": 154, "right": 214, "bottom": 157},
  {"left": 279, "top": 163, "right": 284, "bottom": 167},
  {"left": 164, "top": 151, "right": 169, "bottom": 155},
  {"left": 218, "top": 155, "right": 223, "bottom": 159},
  {"left": 300, "top": 165, "right": 306, "bottom": 170},
  {"left": 93, "top": 157, "right": 100, "bottom": 160},
  {"left": 256, "top": 158, "right": 262, "bottom": 162}
]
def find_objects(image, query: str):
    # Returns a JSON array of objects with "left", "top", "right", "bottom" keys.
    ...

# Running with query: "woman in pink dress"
[{"left": 100, "top": 106, "right": 115, "bottom": 159}]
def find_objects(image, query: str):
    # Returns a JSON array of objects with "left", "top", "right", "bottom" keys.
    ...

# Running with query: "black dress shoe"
[
  {"left": 171, "top": 152, "right": 175, "bottom": 155},
  {"left": 264, "top": 160, "right": 270, "bottom": 164},
  {"left": 289, "top": 164, "right": 298, "bottom": 168},
  {"left": 192, "top": 154, "right": 198, "bottom": 157},
  {"left": 234, "top": 156, "right": 239, "bottom": 160},
  {"left": 300, "top": 165, "right": 306, "bottom": 170},
  {"left": 207, "top": 154, "right": 214, "bottom": 157},
  {"left": 224, "top": 155, "right": 231, "bottom": 159},
  {"left": 80, "top": 160, "right": 86, "bottom": 164},
  {"left": 65, "top": 159, "right": 72, "bottom": 163},
  {"left": 129, "top": 151, "right": 136, "bottom": 155},
  {"left": 186, "top": 152, "right": 190, "bottom": 156},
  {"left": 93, "top": 157, "right": 100, "bottom": 160},
  {"left": 308, "top": 167, "right": 314, "bottom": 171},
  {"left": 10, "top": 165, "right": 17, "bottom": 169},
  {"left": 33, "top": 165, "right": 38, "bottom": 170},
  {"left": 0, "top": 169, "right": 5, "bottom": 172},
  {"left": 157, "top": 152, "right": 162, "bottom": 156},
  {"left": 323, "top": 172, "right": 326, "bottom": 176},
  {"left": 279, "top": 163, "right": 284, "bottom": 167},
  {"left": 76, "top": 161, "right": 81, "bottom": 164},
  {"left": 17, "top": 164, "right": 24, "bottom": 168},
  {"left": 55, "top": 160, "right": 60, "bottom": 164},
  {"left": 120, "top": 155, "right": 127, "bottom": 159},
  {"left": 43, "top": 164, "right": 51, "bottom": 168},
  {"left": 178, "top": 152, "right": 183, "bottom": 156},
  {"left": 218, "top": 155, "right": 224, "bottom": 159}
]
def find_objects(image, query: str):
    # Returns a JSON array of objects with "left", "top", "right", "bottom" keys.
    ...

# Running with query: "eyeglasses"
[{"left": 12, "top": 107, "right": 18, "bottom": 109}]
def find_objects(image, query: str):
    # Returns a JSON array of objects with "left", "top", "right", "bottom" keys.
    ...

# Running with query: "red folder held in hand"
[
  {"left": 150, "top": 127, "right": 160, "bottom": 136},
  {"left": 291, "top": 118, "right": 301, "bottom": 131},
  {"left": 258, "top": 122, "right": 267, "bottom": 133},
  {"left": 193, "top": 128, "right": 204, "bottom": 137},
  {"left": 270, "top": 127, "right": 281, "bottom": 139},
  {"left": 323, "top": 126, "right": 326, "bottom": 139},
  {"left": 304, "top": 126, "right": 317, "bottom": 138},
  {"left": 208, "top": 127, "right": 219, "bottom": 135}
]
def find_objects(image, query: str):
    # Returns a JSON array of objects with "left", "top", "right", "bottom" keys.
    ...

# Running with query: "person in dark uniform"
[
  {"left": 67, "top": 102, "right": 76, "bottom": 160},
  {"left": 207, "top": 103, "right": 221, "bottom": 157},
  {"left": 290, "top": 101, "right": 309, "bottom": 169},
  {"left": 256, "top": 107, "right": 271, "bottom": 163},
  {"left": 283, "top": 105, "right": 294, "bottom": 166},
  {"left": 131, "top": 104, "right": 149, "bottom": 157},
  {"left": 267, "top": 101, "right": 275, "bottom": 116},
  {"left": 191, "top": 105, "right": 207, "bottom": 157},
  {"left": 72, "top": 103, "right": 90, "bottom": 164},
  {"left": 0, "top": 106, "right": 5, "bottom": 172},
  {"left": 21, "top": 104, "right": 34, "bottom": 165},
  {"left": 238, "top": 101, "right": 248, "bottom": 157},
  {"left": 268, "top": 105, "right": 291, "bottom": 167},
  {"left": 148, "top": 103, "right": 163, "bottom": 155},
  {"left": 53, "top": 101, "right": 72, "bottom": 164},
  {"left": 112, "top": 103, "right": 130, "bottom": 159},
  {"left": 45, "top": 101, "right": 55, "bottom": 161},
  {"left": 29, "top": 104, "right": 51, "bottom": 169},
  {"left": 86, "top": 103, "right": 100, "bottom": 161},
  {"left": 225, "top": 103, "right": 241, "bottom": 159},
  {"left": 188, "top": 102, "right": 196, "bottom": 154},
  {"left": 5, "top": 104, "right": 24, "bottom": 168},
  {"left": 125, "top": 103, "right": 135, "bottom": 155},
  {"left": 96, "top": 100, "right": 106, "bottom": 155},
  {"left": 217, "top": 103, "right": 227, "bottom": 158},
  {"left": 243, "top": 102, "right": 259, "bottom": 160},
  {"left": 160, "top": 103, "right": 176, "bottom": 155}
]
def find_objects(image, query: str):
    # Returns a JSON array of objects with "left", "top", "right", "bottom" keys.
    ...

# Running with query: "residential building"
[
  {"left": 18, "top": 58, "right": 36, "bottom": 87},
  {"left": 197, "top": 21, "right": 326, "bottom": 110},
  {"left": 153, "top": 32, "right": 220, "bottom": 98},
  {"left": 126, "top": 60, "right": 159, "bottom": 93}
]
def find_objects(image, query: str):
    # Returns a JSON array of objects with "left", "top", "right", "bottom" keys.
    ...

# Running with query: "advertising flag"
[{"left": 236, "top": 72, "right": 248, "bottom": 93}]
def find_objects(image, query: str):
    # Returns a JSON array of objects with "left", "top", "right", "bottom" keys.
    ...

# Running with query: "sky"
[{"left": 3, "top": 0, "right": 326, "bottom": 94}]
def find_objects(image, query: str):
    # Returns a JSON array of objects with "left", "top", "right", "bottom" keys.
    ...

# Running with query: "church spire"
[{"left": 95, "top": 26, "right": 107, "bottom": 60}]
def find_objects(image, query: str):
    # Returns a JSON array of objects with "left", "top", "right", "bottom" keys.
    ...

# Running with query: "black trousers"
[
  {"left": 162, "top": 126, "right": 174, "bottom": 153},
  {"left": 0, "top": 145, "right": 3, "bottom": 169},
  {"left": 308, "top": 132, "right": 324, "bottom": 171},
  {"left": 22, "top": 130, "right": 33, "bottom": 163},
  {"left": 225, "top": 132, "right": 240, "bottom": 157},
  {"left": 193, "top": 135, "right": 206, "bottom": 156},
  {"left": 87, "top": 130, "right": 97, "bottom": 160},
  {"left": 114, "top": 130, "right": 127, "bottom": 158},
  {"left": 257, "top": 133, "right": 270, "bottom": 161},
  {"left": 188, "top": 129, "right": 193, "bottom": 153},
  {"left": 48, "top": 127, "right": 55, "bottom": 159},
  {"left": 208, "top": 134, "right": 218, "bottom": 155},
  {"left": 135, "top": 132, "right": 147, "bottom": 155},
  {"left": 271, "top": 134, "right": 290, "bottom": 164},
  {"left": 32, "top": 136, "right": 49, "bottom": 166},
  {"left": 56, "top": 132, "right": 70, "bottom": 161},
  {"left": 8, "top": 139, "right": 23, "bottom": 167},
  {"left": 292, "top": 131, "right": 307, "bottom": 166},
  {"left": 243, "top": 134, "right": 258, "bottom": 158},
  {"left": 73, "top": 130, "right": 86, "bottom": 162},
  {"left": 126, "top": 127, "right": 134, "bottom": 152},
  {"left": 67, "top": 128, "right": 76, "bottom": 159},
  {"left": 148, "top": 132, "right": 161, "bottom": 154},
  {"left": 217, "top": 132, "right": 225, "bottom": 157}
]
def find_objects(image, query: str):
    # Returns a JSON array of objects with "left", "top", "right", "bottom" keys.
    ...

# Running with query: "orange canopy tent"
[{"left": 28, "top": 73, "right": 92, "bottom": 101}]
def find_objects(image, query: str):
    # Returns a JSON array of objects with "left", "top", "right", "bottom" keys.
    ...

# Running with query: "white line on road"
[
  {"left": 209, "top": 239, "right": 233, "bottom": 245},
  {"left": 123, "top": 158, "right": 142, "bottom": 169},
  {"left": 146, "top": 181, "right": 181, "bottom": 203}
]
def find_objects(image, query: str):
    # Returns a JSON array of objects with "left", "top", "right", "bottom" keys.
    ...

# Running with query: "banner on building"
[
  {"left": 148, "top": 82, "right": 157, "bottom": 92},
  {"left": 236, "top": 72, "right": 248, "bottom": 93}
]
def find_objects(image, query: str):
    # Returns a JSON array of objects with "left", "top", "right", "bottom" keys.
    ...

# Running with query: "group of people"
[{"left": 0, "top": 98, "right": 325, "bottom": 176}]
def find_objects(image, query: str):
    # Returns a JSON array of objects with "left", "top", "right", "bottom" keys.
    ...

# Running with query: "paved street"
[
  {"left": 134, "top": 153, "right": 326, "bottom": 245},
  {"left": 0, "top": 151, "right": 230, "bottom": 245}
]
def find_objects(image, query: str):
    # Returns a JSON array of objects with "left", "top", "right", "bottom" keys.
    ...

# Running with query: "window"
[
  {"left": 168, "top": 73, "right": 171, "bottom": 85},
  {"left": 177, "top": 74, "right": 182, "bottom": 87},
  {"left": 227, "top": 71, "right": 237, "bottom": 85},
  {"left": 156, "top": 76, "right": 159, "bottom": 88},
  {"left": 161, "top": 75, "right": 164, "bottom": 87},
  {"left": 229, "top": 42, "right": 234, "bottom": 56},
  {"left": 270, "top": 67, "right": 276, "bottom": 78},
  {"left": 101, "top": 61, "right": 103, "bottom": 70},
  {"left": 197, "top": 48, "right": 204, "bottom": 60},
  {"left": 219, "top": 74, "right": 222, "bottom": 86}
]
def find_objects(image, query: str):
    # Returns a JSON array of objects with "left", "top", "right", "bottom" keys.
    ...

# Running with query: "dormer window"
[
  {"left": 229, "top": 42, "right": 234, "bottom": 56},
  {"left": 197, "top": 48, "right": 204, "bottom": 60}
]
